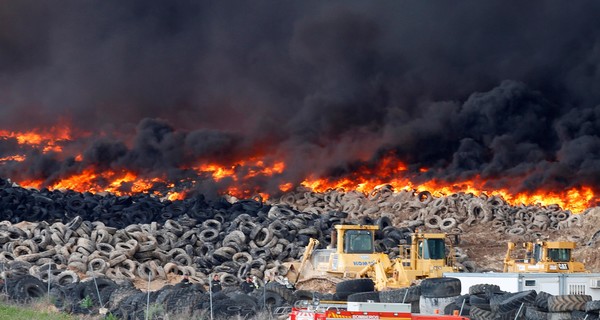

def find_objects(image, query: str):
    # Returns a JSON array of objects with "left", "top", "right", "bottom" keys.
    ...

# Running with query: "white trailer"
[{"left": 444, "top": 272, "right": 600, "bottom": 299}]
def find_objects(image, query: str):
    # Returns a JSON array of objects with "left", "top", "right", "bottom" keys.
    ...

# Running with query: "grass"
[
  {"left": 0, "top": 296, "right": 284, "bottom": 320},
  {"left": 0, "top": 301, "right": 77, "bottom": 320}
]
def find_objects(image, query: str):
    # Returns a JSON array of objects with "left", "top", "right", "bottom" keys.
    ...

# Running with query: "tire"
[
  {"left": 348, "top": 291, "right": 380, "bottom": 302},
  {"left": 264, "top": 282, "right": 294, "bottom": 303},
  {"left": 535, "top": 291, "right": 552, "bottom": 311},
  {"left": 586, "top": 300, "right": 600, "bottom": 312},
  {"left": 547, "top": 312, "right": 574, "bottom": 320},
  {"left": 525, "top": 307, "right": 549, "bottom": 320},
  {"left": 420, "top": 296, "right": 456, "bottom": 315},
  {"left": 379, "top": 285, "right": 421, "bottom": 303},
  {"left": 496, "top": 290, "right": 536, "bottom": 313},
  {"left": 548, "top": 295, "right": 592, "bottom": 312},
  {"left": 469, "top": 305, "right": 494, "bottom": 320},
  {"left": 454, "top": 294, "right": 470, "bottom": 307},
  {"left": 83, "top": 278, "right": 117, "bottom": 307},
  {"left": 335, "top": 279, "right": 375, "bottom": 300},
  {"left": 420, "top": 277, "right": 461, "bottom": 298},
  {"left": 10, "top": 275, "right": 46, "bottom": 302},
  {"left": 257, "top": 291, "right": 285, "bottom": 309},
  {"left": 469, "top": 293, "right": 492, "bottom": 311},
  {"left": 292, "top": 290, "right": 316, "bottom": 303},
  {"left": 571, "top": 310, "right": 594, "bottom": 320},
  {"left": 469, "top": 283, "right": 501, "bottom": 296}
]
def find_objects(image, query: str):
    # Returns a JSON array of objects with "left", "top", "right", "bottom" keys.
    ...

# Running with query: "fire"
[
  {"left": 0, "top": 155, "right": 26, "bottom": 162},
  {"left": 301, "top": 174, "right": 595, "bottom": 213},
  {"left": 20, "top": 168, "right": 172, "bottom": 198},
  {"left": 0, "top": 126, "right": 72, "bottom": 153},
  {"left": 1, "top": 126, "right": 597, "bottom": 213}
]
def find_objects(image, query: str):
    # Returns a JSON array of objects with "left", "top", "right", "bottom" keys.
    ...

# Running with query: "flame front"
[{"left": 0, "top": 126, "right": 597, "bottom": 213}]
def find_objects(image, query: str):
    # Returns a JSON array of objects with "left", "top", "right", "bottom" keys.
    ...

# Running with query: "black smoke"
[{"left": 1, "top": 1, "right": 600, "bottom": 200}]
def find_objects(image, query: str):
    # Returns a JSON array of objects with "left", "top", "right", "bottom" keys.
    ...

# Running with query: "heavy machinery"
[
  {"left": 285, "top": 224, "right": 459, "bottom": 291},
  {"left": 503, "top": 240, "right": 587, "bottom": 273}
]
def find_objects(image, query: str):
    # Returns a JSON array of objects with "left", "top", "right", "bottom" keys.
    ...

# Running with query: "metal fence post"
[
  {"left": 209, "top": 277, "right": 214, "bottom": 320},
  {"left": 146, "top": 272, "right": 151, "bottom": 320}
]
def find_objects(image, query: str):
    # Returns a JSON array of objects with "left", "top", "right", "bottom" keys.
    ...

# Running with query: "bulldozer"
[
  {"left": 503, "top": 240, "right": 587, "bottom": 273},
  {"left": 284, "top": 224, "right": 459, "bottom": 291}
]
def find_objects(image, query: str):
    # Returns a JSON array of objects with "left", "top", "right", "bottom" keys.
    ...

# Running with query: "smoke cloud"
[{"left": 1, "top": 1, "right": 600, "bottom": 198}]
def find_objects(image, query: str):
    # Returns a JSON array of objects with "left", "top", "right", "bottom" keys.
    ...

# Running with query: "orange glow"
[
  {"left": 0, "top": 155, "right": 26, "bottom": 162},
  {"left": 279, "top": 182, "right": 294, "bottom": 193},
  {"left": 0, "top": 126, "right": 72, "bottom": 154},
  {"left": 300, "top": 174, "right": 595, "bottom": 213},
  {"left": 4, "top": 125, "right": 596, "bottom": 213}
]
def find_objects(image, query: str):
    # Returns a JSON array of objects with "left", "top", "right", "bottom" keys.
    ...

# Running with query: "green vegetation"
[
  {"left": 80, "top": 295, "right": 94, "bottom": 309},
  {"left": 0, "top": 301, "right": 77, "bottom": 320}
]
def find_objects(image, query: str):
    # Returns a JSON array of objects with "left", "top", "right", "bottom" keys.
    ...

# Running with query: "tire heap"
[
  {"left": 0, "top": 178, "right": 595, "bottom": 318},
  {"left": 339, "top": 278, "right": 600, "bottom": 319},
  {"left": 0, "top": 273, "right": 304, "bottom": 319},
  {"left": 273, "top": 186, "right": 585, "bottom": 239}
]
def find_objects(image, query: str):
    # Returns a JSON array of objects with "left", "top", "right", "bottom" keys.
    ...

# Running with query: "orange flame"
[
  {"left": 0, "top": 126, "right": 72, "bottom": 153},
  {"left": 3, "top": 126, "right": 596, "bottom": 212}
]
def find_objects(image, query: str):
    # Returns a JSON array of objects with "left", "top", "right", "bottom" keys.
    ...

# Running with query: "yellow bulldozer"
[
  {"left": 503, "top": 240, "right": 587, "bottom": 273},
  {"left": 284, "top": 224, "right": 459, "bottom": 291}
]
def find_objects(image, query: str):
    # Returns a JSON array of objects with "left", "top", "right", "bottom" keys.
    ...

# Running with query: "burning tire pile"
[{"left": 0, "top": 178, "right": 596, "bottom": 318}]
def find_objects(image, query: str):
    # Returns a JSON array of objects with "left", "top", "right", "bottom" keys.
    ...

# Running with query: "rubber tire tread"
[
  {"left": 335, "top": 279, "right": 375, "bottom": 300},
  {"left": 469, "top": 306, "right": 494, "bottom": 320},
  {"left": 548, "top": 294, "right": 592, "bottom": 312},
  {"left": 420, "top": 277, "right": 461, "bottom": 298},
  {"left": 525, "top": 307, "right": 549, "bottom": 320},
  {"left": 535, "top": 291, "right": 552, "bottom": 311},
  {"left": 379, "top": 285, "right": 421, "bottom": 303},
  {"left": 496, "top": 290, "right": 536, "bottom": 313},
  {"left": 586, "top": 300, "right": 600, "bottom": 312},
  {"left": 264, "top": 281, "right": 294, "bottom": 303},
  {"left": 469, "top": 283, "right": 501, "bottom": 296}
]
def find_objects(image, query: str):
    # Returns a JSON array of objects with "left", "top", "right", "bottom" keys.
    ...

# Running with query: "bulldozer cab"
[
  {"left": 292, "top": 224, "right": 392, "bottom": 281},
  {"left": 504, "top": 240, "right": 587, "bottom": 273},
  {"left": 400, "top": 232, "right": 454, "bottom": 264},
  {"left": 533, "top": 242, "right": 572, "bottom": 263},
  {"left": 343, "top": 228, "right": 374, "bottom": 253},
  {"left": 417, "top": 237, "right": 447, "bottom": 259}
]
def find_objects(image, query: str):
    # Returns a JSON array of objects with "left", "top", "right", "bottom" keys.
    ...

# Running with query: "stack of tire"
[
  {"left": 1, "top": 272, "right": 309, "bottom": 319},
  {"left": 379, "top": 285, "right": 422, "bottom": 313},
  {"left": 445, "top": 284, "right": 598, "bottom": 320},
  {"left": 525, "top": 292, "right": 597, "bottom": 320},
  {"left": 419, "top": 277, "right": 462, "bottom": 315},
  {"left": 333, "top": 277, "right": 462, "bottom": 315}
]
